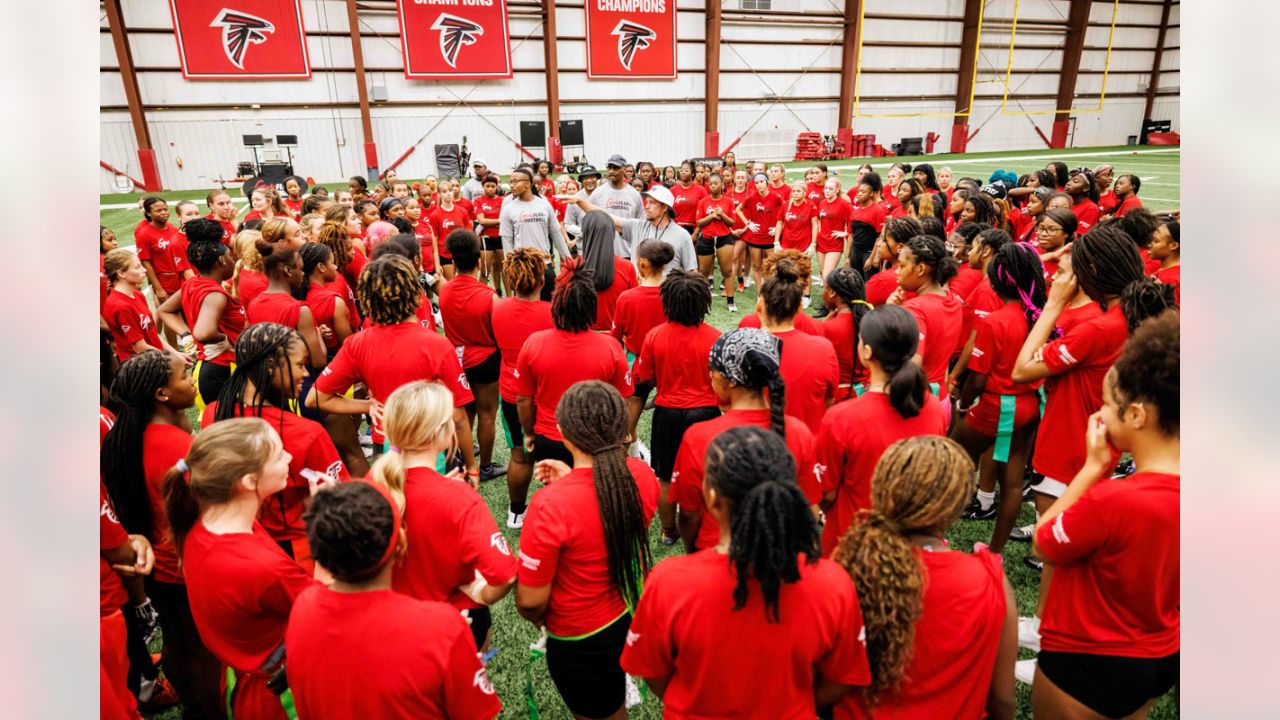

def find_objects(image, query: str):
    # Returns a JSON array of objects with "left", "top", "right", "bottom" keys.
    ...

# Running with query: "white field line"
[
  {"left": 817, "top": 148, "right": 1179, "bottom": 173},
  {"left": 101, "top": 197, "right": 250, "bottom": 211}
]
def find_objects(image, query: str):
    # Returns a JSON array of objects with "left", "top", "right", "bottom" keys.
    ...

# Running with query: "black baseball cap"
[
  {"left": 577, "top": 164, "right": 601, "bottom": 181},
  {"left": 605, "top": 154, "right": 628, "bottom": 168}
]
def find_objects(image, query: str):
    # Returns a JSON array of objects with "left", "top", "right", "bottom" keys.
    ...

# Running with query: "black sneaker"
[
  {"left": 1009, "top": 524, "right": 1035, "bottom": 542},
  {"left": 479, "top": 464, "right": 508, "bottom": 482},
  {"left": 962, "top": 500, "right": 998, "bottom": 521},
  {"left": 1023, "top": 556, "right": 1044, "bottom": 572},
  {"left": 812, "top": 306, "right": 830, "bottom": 319}
]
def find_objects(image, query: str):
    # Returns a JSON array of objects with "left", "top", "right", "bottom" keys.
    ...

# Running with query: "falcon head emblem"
[
  {"left": 612, "top": 21, "right": 655, "bottom": 71},
  {"left": 431, "top": 13, "right": 484, "bottom": 69},
  {"left": 210, "top": 9, "right": 275, "bottom": 69}
]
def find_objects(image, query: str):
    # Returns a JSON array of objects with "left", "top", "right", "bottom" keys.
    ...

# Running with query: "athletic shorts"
[
  {"left": 1030, "top": 475, "right": 1069, "bottom": 498},
  {"left": 464, "top": 350, "right": 501, "bottom": 387},
  {"left": 678, "top": 223, "right": 697, "bottom": 236},
  {"left": 533, "top": 435, "right": 573, "bottom": 466},
  {"left": 438, "top": 255, "right": 454, "bottom": 266},
  {"left": 745, "top": 237, "right": 774, "bottom": 249},
  {"left": 546, "top": 613, "right": 631, "bottom": 719},
  {"left": 816, "top": 236, "right": 844, "bottom": 254},
  {"left": 651, "top": 405, "right": 720, "bottom": 480},
  {"left": 299, "top": 373, "right": 324, "bottom": 423},
  {"left": 500, "top": 399, "right": 523, "bottom": 451},
  {"left": 464, "top": 606, "right": 492, "bottom": 652},
  {"left": 194, "top": 360, "right": 232, "bottom": 412},
  {"left": 482, "top": 235, "right": 503, "bottom": 252},
  {"left": 1038, "top": 649, "right": 1179, "bottom": 719},
  {"left": 695, "top": 234, "right": 734, "bottom": 256},
  {"left": 965, "top": 392, "right": 1039, "bottom": 443}
]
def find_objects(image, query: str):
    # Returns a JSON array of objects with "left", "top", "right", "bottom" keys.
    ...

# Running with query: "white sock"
[{"left": 976, "top": 490, "right": 996, "bottom": 510}]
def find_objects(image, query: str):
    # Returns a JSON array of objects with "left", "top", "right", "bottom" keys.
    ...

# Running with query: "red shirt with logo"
[
  {"left": 633, "top": 322, "right": 721, "bottom": 409},
  {"left": 429, "top": 205, "right": 472, "bottom": 259},
  {"left": 740, "top": 191, "right": 782, "bottom": 246},
  {"left": 103, "top": 289, "right": 161, "bottom": 361},
  {"left": 779, "top": 200, "right": 816, "bottom": 252},
  {"left": 968, "top": 301, "right": 1042, "bottom": 397},
  {"left": 182, "top": 276, "right": 246, "bottom": 366},
  {"left": 695, "top": 194, "right": 737, "bottom": 237},
  {"left": 1071, "top": 198, "right": 1100, "bottom": 233},
  {"left": 671, "top": 183, "right": 709, "bottom": 227},
  {"left": 439, "top": 275, "right": 498, "bottom": 369},
  {"left": 1113, "top": 195, "right": 1143, "bottom": 218},
  {"left": 135, "top": 223, "right": 187, "bottom": 294},
  {"left": 473, "top": 195, "right": 504, "bottom": 238},
  {"left": 817, "top": 197, "right": 853, "bottom": 254},
  {"left": 514, "top": 328, "right": 632, "bottom": 441},
  {"left": 949, "top": 265, "right": 983, "bottom": 303},
  {"left": 610, "top": 285, "right": 665, "bottom": 357},
  {"left": 490, "top": 298, "right": 554, "bottom": 404},
  {"left": 99, "top": 482, "right": 129, "bottom": 616}
]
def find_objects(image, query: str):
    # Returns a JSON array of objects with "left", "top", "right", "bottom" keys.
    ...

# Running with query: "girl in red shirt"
[
  {"left": 864, "top": 216, "right": 921, "bottom": 306},
  {"left": 285, "top": 481, "right": 502, "bottom": 719},
  {"left": 1093, "top": 163, "right": 1117, "bottom": 214},
  {"left": 282, "top": 177, "right": 305, "bottom": 219},
  {"left": 613, "top": 240, "right": 673, "bottom": 453},
  {"left": 1031, "top": 313, "right": 1179, "bottom": 719},
  {"left": 892, "top": 178, "right": 924, "bottom": 219},
  {"left": 849, "top": 174, "right": 890, "bottom": 274},
  {"left": 241, "top": 186, "right": 290, "bottom": 228},
  {"left": 736, "top": 173, "right": 782, "bottom": 290},
  {"left": 946, "top": 188, "right": 973, "bottom": 234},
  {"left": 892, "top": 235, "right": 964, "bottom": 406},
  {"left": 134, "top": 197, "right": 188, "bottom": 305},
  {"left": 1035, "top": 208, "right": 1078, "bottom": 286},
  {"left": 515, "top": 381, "right": 657, "bottom": 720},
  {"left": 819, "top": 267, "right": 872, "bottom": 399},
  {"left": 1149, "top": 219, "right": 1180, "bottom": 303},
  {"left": 163, "top": 417, "right": 316, "bottom": 720},
  {"left": 473, "top": 176, "right": 505, "bottom": 292},
  {"left": 246, "top": 241, "right": 328, "bottom": 371},
  {"left": 1064, "top": 168, "right": 1101, "bottom": 233},
  {"left": 623, "top": 426, "right": 871, "bottom": 717},
  {"left": 728, "top": 168, "right": 753, "bottom": 292},
  {"left": 832, "top": 436, "right": 1017, "bottom": 720},
  {"left": 318, "top": 211, "right": 365, "bottom": 311},
  {"left": 1109, "top": 174, "right": 1144, "bottom": 218},
  {"left": 299, "top": 243, "right": 354, "bottom": 357},
  {"left": 671, "top": 160, "right": 710, "bottom": 236},
  {"left": 102, "top": 249, "right": 169, "bottom": 362},
  {"left": 778, "top": 180, "right": 819, "bottom": 254},
  {"left": 816, "top": 178, "right": 853, "bottom": 289},
  {"left": 102, "top": 351, "right": 222, "bottom": 718},
  {"left": 694, "top": 172, "right": 739, "bottom": 311},
  {"left": 427, "top": 186, "right": 471, "bottom": 281},
  {"left": 805, "top": 164, "right": 828, "bottom": 205},
  {"left": 369, "top": 381, "right": 517, "bottom": 651},
  {"left": 490, "top": 249, "right": 555, "bottom": 527},
  {"left": 755, "top": 256, "right": 839, "bottom": 431},
  {"left": 233, "top": 229, "right": 270, "bottom": 308}
]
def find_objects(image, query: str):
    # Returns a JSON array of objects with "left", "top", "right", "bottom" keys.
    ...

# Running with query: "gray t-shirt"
[
  {"left": 563, "top": 188, "right": 591, "bottom": 239},
  {"left": 499, "top": 195, "right": 572, "bottom": 259},
  {"left": 460, "top": 177, "right": 485, "bottom": 202},
  {"left": 621, "top": 219, "right": 697, "bottom": 277},
  {"left": 588, "top": 183, "right": 644, "bottom": 257}
]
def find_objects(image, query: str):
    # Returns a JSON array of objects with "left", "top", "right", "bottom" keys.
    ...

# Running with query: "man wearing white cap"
[
  {"left": 461, "top": 159, "right": 488, "bottom": 202},
  {"left": 587, "top": 154, "right": 645, "bottom": 257},
  {"left": 562, "top": 184, "right": 697, "bottom": 276}
]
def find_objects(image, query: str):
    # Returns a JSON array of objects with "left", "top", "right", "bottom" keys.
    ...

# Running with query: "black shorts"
[
  {"left": 695, "top": 234, "right": 734, "bottom": 256},
  {"left": 500, "top": 399, "right": 523, "bottom": 450},
  {"left": 546, "top": 613, "right": 631, "bottom": 719},
  {"left": 438, "top": 255, "right": 454, "bottom": 266},
  {"left": 533, "top": 435, "right": 574, "bottom": 466},
  {"left": 678, "top": 223, "right": 697, "bottom": 236},
  {"left": 196, "top": 360, "right": 232, "bottom": 408},
  {"left": 1038, "top": 649, "right": 1179, "bottom": 718},
  {"left": 482, "top": 235, "right": 503, "bottom": 252},
  {"left": 464, "top": 606, "right": 492, "bottom": 651},
  {"left": 651, "top": 405, "right": 721, "bottom": 480},
  {"left": 464, "top": 350, "right": 501, "bottom": 387}
]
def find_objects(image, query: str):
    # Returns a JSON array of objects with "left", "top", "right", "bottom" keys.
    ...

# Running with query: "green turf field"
[{"left": 118, "top": 144, "right": 1179, "bottom": 719}]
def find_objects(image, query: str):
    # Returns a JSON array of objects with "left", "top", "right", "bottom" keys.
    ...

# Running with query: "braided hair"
[
  {"left": 705, "top": 426, "right": 819, "bottom": 622},
  {"left": 660, "top": 270, "right": 711, "bottom": 326},
  {"left": 709, "top": 329, "right": 788, "bottom": 439},
  {"left": 316, "top": 221, "right": 354, "bottom": 271},
  {"left": 101, "top": 350, "right": 173, "bottom": 537},
  {"left": 1120, "top": 278, "right": 1178, "bottom": 333},
  {"left": 358, "top": 255, "right": 421, "bottom": 326},
  {"left": 965, "top": 193, "right": 998, "bottom": 227},
  {"left": 503, "top": 248, "right": 551, "bottom": 297},
  {"left": 184, "top": 218, "right": 231, "bottom": 274},
  {"left": 551, "top": 257, "right": 597, "bottom": 332},
  {"left": 556, "top": 381, "right": 652, "bottom": 610},
  {"left": 215, "top": 322, "right": 303, "bottom": 430},
  {"left": 298, "top": 242, "right": 333, "bottom": 297},
  {"left": 918, "top": 215, "right": 945, "bottom": 241},
  {"left": 1047, "top": 162, "right": 1069, "bottom": 188},
  {"left": 1116, "top": 207, "right": 1159, "bottom": 250},
  {"left": 859, "top": 306, "right": 927, "bottom": 418},
  {"left": 1070, "top": 224, "right": 1145, "bottom": 307},
  {"left": 832, "top": 436, "right": 975, "bottom": 705},
  {"left": 987, "top": 242, "right": 1047, "bottom": 329},
  {"left": 903, "top": 235, "right": 959, "bottom": 286}
]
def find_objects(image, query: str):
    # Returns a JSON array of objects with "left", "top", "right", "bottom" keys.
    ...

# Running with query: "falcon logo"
[
  {"left": 210, "top": 9, "right": 275, "bottom": 70},
  {"left": 611, "top": 21, "right": 656, "bottom": 71},
  {"left": 490, "top": 532, "right": 511, "bottom": 556},
  {"left": 431, "top": 14, "right": 484, "bottom": 69},
  {"left": 473, "top": 667, "right": 496, "bottom": 695}
]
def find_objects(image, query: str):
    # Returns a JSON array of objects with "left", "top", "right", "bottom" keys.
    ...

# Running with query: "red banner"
[
  {"left": 585, "top": 0, "right": 677, "bottom": 79},
  {"left": 397, "top": 0, "right": 512, "bottom": 80},
  {"left": 168, "top": 0, "right": 311, "bottom": 79}
]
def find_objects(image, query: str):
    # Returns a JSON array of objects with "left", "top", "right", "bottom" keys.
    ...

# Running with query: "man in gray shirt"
[
  {"left": 587, "top": 154, "right": 644, "bottom": 257},
  {"left": 499, "top": 168, "right": 572, "bottom": 258},
  {"left": 563, "top": 164, "right": 601, "bottom": 243},
  {"left": 460, "top": 159, "right": 489, "bottom": 202},
  {"left": 562, "top": 184, "right": 697, "bottom": 276}
]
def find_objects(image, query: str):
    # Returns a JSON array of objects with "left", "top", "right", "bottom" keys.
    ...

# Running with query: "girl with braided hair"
[
  {"left": 490, "top": 248, "right": 555, "bottom": 528},
  {"left": 367, "top": 381, "right": 516, "bottom": 652},
  {"left": 514, "top": 257, "right": 632, "bottom": 467},
  {"left": 515, "top": 381, "right": 658, "bottom": 720},
  {"left": 284, "top": 481, "right": 502, "bottom": 719},
  {"left": 950, "top": 243, "right": 1047, "bottom": 551},
  {"left": 203, "top": 322, "right": 351, "bottom": 572},
  {"left": 819, "top": 267, "right": 873, "bottom": 399},
  {"left": 832, "top": 436, "right": 1017, "bottom": 720},
  {"left": 163, "top": 418, "right": 317, "bottom": 720},
  {"left": 298, "top": 242, "right": 353, "bottom": 356},
  {"left": 891, "top": 235, "right": 963, "bottom": 411},
  {"left": 672, "top": 328, "right": 821, "bottom": 552},
  {"left": 864, "top": 216, "right": 921, "bottom": 306},
  {"left": 1064, "top": 168, "right": 1101, "bottom": 233},
  {"left": 814, "top": 305, "right": 946, "bottom": 556},
  {"left": 1031, "top": 313, "right": 1179, "bottom": 719},
  {"left": 623, "top": 426, "right": 870, "bottom": 716},
  {"left": 102, "top": 351, "right": 223, "bottom": 718}
]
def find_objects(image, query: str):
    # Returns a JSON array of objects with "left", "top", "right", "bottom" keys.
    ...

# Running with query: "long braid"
[
  {"left": 660, "top": 270, "right": 712, "bottom": 326},
  {"left": 556, "top": 381, "right": 652, "bottom": 610},
  {"left": 1120, "top": 278, "right": 1178, "bottom": 333},
  {"left": 215, "top": 322, "right": 301, "bottom": 430},
  {"left": 832, "top": 436, "right": 974, "bottom": 705},
  {"left": 704, "top": 426, "right": 819, "bottom": 622},
  {"left": 101, "top": 351, "right": 172, "bottom": 536}
]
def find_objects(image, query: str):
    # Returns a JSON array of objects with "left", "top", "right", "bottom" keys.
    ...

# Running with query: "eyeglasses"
[{"left": 1037, "top": 225, "right": 1062, "bottom": 235}]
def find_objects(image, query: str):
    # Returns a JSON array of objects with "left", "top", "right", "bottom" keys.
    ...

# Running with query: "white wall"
[{"left": 101, "top": 0, "right": 1179, "bottom": 192}]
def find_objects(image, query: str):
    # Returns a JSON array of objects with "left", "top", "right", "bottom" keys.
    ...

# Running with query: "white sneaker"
[
  {"left": 628, "top": 439, "right": 651, "bottom": 463},
  {"left": 507, "top": 509, "right": 525, "bottom": 529},
  {"left": 1014, "top": 658, "right": 1037, "bottom": 685},
  {"left": 1017, "top": 616, "right": 1041, "bottom": 652},
  {"left": 811, "top": 274, "right": 823, "bottom": 286},
  {"left": 624, "top": 675, "right": 643, "bottom": 708},
  {"left": 801, "top": 296, "right": 812, "bottom": 309}
]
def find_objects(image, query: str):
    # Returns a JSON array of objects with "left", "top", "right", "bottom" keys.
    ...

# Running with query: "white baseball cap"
[
  {"left": 643, "top": 185, "right": 675, "bottom": 208},
  {"left": 472, "top": 159, "right": 487, "bottom": 167}
]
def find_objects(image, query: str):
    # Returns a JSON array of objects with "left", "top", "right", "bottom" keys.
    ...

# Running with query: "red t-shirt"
[
  {"left": 881, "top": 187, "right": 901, "bottom": 211},
  {"left": 393, "top": 467, "right": 518, "bottom": 610},
  {"left": 821, "top": 311, "right": 867, "bottom": 388},
  {"left": 1113, "top": 195, "right": 1143, "bottom": 218},
  {"left": 103, "top": 289, "right": 161, "bottom": 361},
  {"left": 633, "top": 322, "right": 721, "bottom": 409},
  {"left": 610, "top": 285, "right": 665, "bottom": 356},
  {"left": 737, "top": 310, "right": 825, "bottom": 337},
  {"left": 236, "top": 269, "right": 270, "bottom": 308},
  {"left": 1056, "top": 300, "right": 1103, "bottom": 336},
  {"left": 514, "top": 328, "right": 633, "bottom": 440},
  {"left": 968, "top": 301, "right": 1041, "bottom": 396},
  {"left": 284, "top": 197, "right": 303, "bottom": 219},
  {"left": 439, "top": 275, "right": 498, "bottom": 369},
  {"left": 959, "top": 275, "right": 1003, "bottom": 354},
  {"left": 517, "top": 459, "right": 659, "bottom": 636},
  {"left": 1153, "top": 264, "right": 1181, "bottom": 304},
  {"left": 490, "top": 298, "right": 554, "bottom": 403},
  {"left": 135, "top": 222, "right": 187, "bottom": 294},
  {"left": 671, "top": 183, "right": 709, "bottom": 226},
  {"left": 592, "top": 257, "right": 640, "bottom": 332},
  {"left": 205, "top": 214, "right": 237, "bottom": 245},
  {"left": 414, "top": 219, "right": 437, "bottom": 273},
  {"left": 903, "top": 292, "right": 964, "bottom": 387},
  {"left": 862, "top": 269, "right": 897, "bottom": 307},
  {"left": 305, "top": 285, "right": 345, "bottom": 351},
  {"left": 473, "top": 195, "right": 504, "bottom": 238},
  {"left": 142, "top": 424, "right": 192, "bottom": 584},
  {"left": 773, "top": 329, "right": 839, "bottom": 433},
  {"left": 248, "top": 290, "right": 304, "bottom": 329},
  {"left": 817, "top": 197, "right": 853, "bottom": 254},
  {"left": 815, "top": 392, "right": 947, "bottom": 556},
  {"left": 695, "top": 194, "right": 736, "bottom": 237},
  {"left": 768, "top": 183, "right": 790, "bottom": 205},
  {"left": 99, "top": 482, "right": 129, "bottom": 617},
  {"left": 286, "top": 587, "right": 502, "bottom": 719},
  {"left": 728, "top": 187, "right": 751, "bottom": 211},
  {"left": 779, "top": 200, "right": 816, "bottom": 252},
  {"left": 202, "top": 403, "right": 349, "bottom": 542},
  {"left": 740, "top": 191, "right": 782, "bottom": 246},
  {"left": 673, "top": 408, "right": 820, "bottom": 551},
  {"left": 622, "top": 549, "right": 870, "bottom": 719},
  {"left": 835, "top": 550, "right": 1006, "bottom": 720},
  {"left": 805, "top": 181, "right": 825, "bottom": 207},
  {"left": 949, "top": 265, "right": 984, "bottom": 303},
  {"left": 1071, "top": 198, "right": 1100, "bottom": 234},
  {"left": 1097, "top": 190, "right": 1119, "bottom": 215},
  {"left": 429, "top": 205, "right": 471, "bottom": 259},
  {"left": 182, "top": 276, "right": 246, "bottom": 366},
  {"left": 1008, "top": 205, "right": 1034, "bottom": 241},
  {"left": 1037, "top": 472, "right": 1180, "bottom": 657},
  {"left": 182, "top": 519, "right": 317, "bottom": 670},
  {"left": 1033, "top": 304, "right": 1127, "bottom": 482},
  {"left": 849, "top": 202, "right": 888, "bottom": 236}
]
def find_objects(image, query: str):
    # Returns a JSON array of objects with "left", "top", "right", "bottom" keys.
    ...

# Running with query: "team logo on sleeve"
[
  {"left": 1051, "top": 514, "right": 1072, "bottom": 544},
  {"left": 611, "top": 21, "right": 655, "bottom": 71},
  {"left": 211, "top": 9, "right": 275, "bottom": 69},
  {"left": 473, "top": 667, "right": 496, "bottom": 694},
  {"left": 431, "top": 13, "right": 484, "bottom": 69},
  {"left": 518, "top": 550, "right": 541, "bottom": 571},
  {"left": 813, "top": 462, "right": 826, "bottom": 484},
  {"left": 101, "top": 498, "right": 120, "bottom": 524},
  {"left": 625, "top": 630, "right": 641, "bottom": 647},
  {"left": 324, "top": 460, "right": 343, "bottom": 481},
  {"left": 490, "top": 532, "right": 511, "bottom": 556},
  {"left": 1056, "top": 344, "right": 1078, "bottom": 366}
]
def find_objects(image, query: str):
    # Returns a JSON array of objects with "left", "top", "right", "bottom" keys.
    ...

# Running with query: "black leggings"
[{"left": 146, "top": 579, "right": 223, "bottom": 719}]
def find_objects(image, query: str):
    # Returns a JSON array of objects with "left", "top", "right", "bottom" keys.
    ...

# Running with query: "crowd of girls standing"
[{"left": 99, "top": 154, "right": 1178, "bottom": 720}]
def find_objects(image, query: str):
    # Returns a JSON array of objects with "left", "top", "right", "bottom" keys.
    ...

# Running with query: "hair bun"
[{"left": 772, "top": 259, "right": 802, "bottom": 283}]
